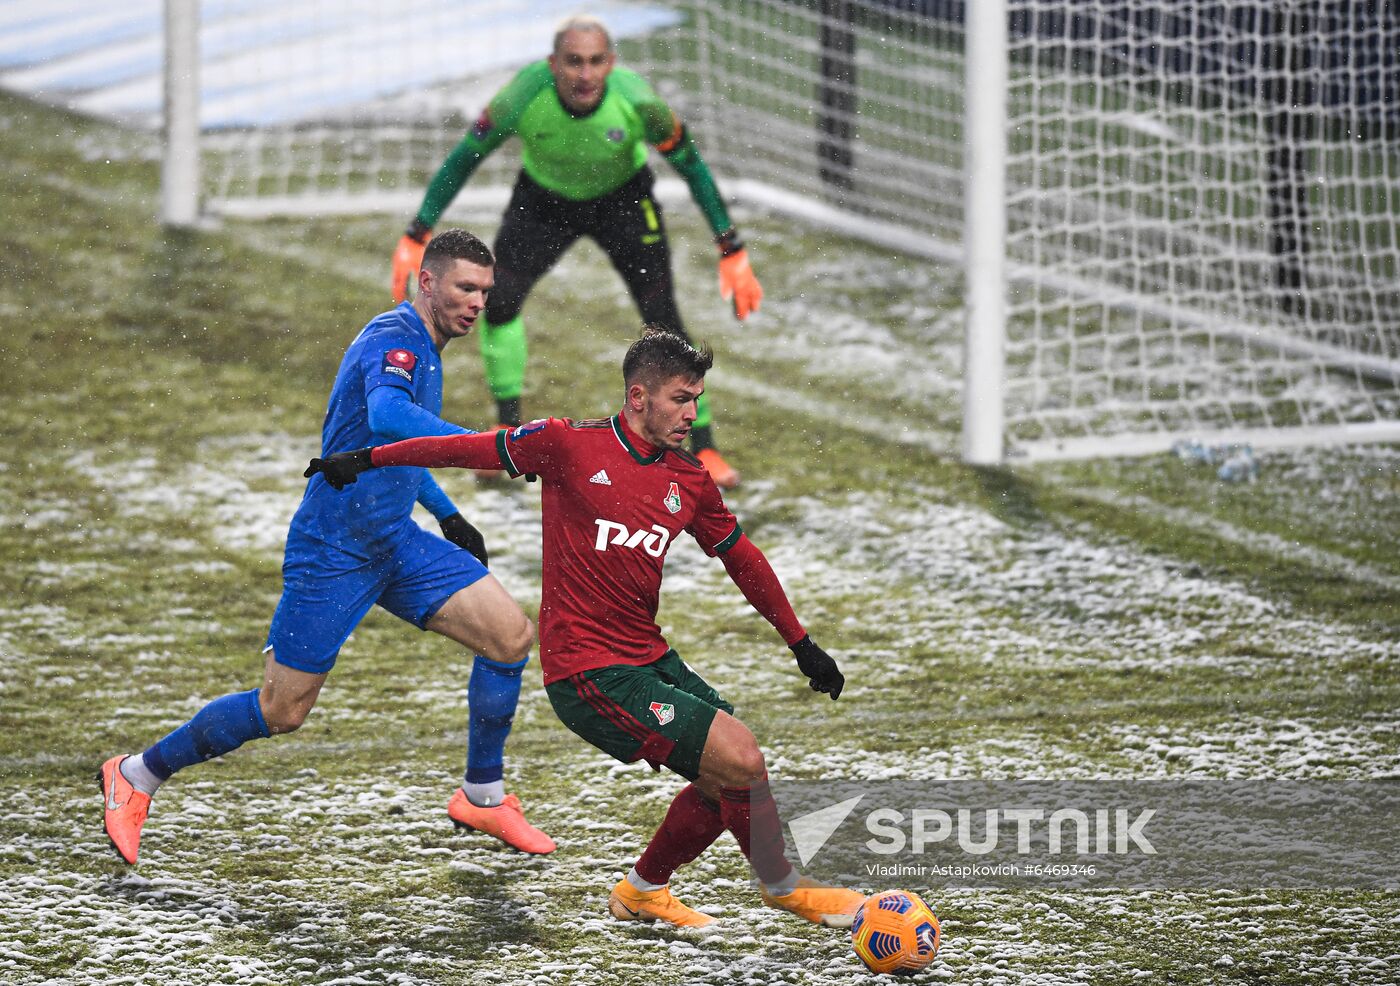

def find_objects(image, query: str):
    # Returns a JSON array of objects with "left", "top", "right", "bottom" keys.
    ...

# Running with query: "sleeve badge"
[
  {"left": 382, "top": 348, "right": 417, "bottom": 381},
  {"left": 509, "top": 419, "right": 549, "bottom": 441}
]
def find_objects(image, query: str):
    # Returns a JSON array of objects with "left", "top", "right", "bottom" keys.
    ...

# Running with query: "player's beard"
[{"left": 649, "top": 415, "right": 689, "bottom": 450}]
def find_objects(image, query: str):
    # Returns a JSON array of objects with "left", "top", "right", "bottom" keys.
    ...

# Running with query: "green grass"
[{"left": 2, "top": 90, "right": 1398, "bottom": 985}]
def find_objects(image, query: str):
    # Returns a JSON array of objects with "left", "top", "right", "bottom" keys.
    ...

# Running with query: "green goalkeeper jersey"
[{"left": 416, "top": 60, "right": 732, "bottom": 234}]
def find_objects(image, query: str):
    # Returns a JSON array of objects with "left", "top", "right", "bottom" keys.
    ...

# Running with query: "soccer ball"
[{"left": 850, "top": 889, "right": 941, "bottom": 976}]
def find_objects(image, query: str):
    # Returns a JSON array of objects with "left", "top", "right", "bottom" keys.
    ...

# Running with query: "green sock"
[{"left": 478, "top": 314, "right": 527, "bottom": 402}]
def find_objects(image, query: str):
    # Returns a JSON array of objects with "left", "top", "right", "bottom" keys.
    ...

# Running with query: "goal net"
[
  {"left": 994, "top": 2, "right": 1400, "bottom": 459},
  {"left": 200, "top": 0, "right": 689, "bottom": 216},
  {"left": 191, "top": 0, "right": 1399, "bottom": 461}
]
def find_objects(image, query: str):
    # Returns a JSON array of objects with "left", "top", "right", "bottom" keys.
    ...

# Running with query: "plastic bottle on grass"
[
  {"left": 1216, "top": 445, "right": 1258, "bottom": 483},
  {"left": 1171, "top": 439, "right": 1213, "bottom": 464}
]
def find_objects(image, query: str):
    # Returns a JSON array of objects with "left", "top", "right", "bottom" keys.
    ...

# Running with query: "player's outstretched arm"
[
  {"left": 304, "top": 432, "right": 505, "bottom": 491},
  {"left": 719, "top": 534, "right": 844, "bottom": 699},
  {"left": 658, "top": 129, "right": 763, "bottom": 321},
  {"left": 392, "top": 131, "right": 494, "bottom": 301},
  {"left": 391, "top": 67, "right": 537, "bottom": 300},
  {"left": 632, "top": 70, "right": 764, "bottom": 323}
]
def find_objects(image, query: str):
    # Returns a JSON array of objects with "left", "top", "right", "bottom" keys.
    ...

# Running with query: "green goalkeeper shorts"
[{"left": 546, "top": 650, "right": 734, "bottom": 782}]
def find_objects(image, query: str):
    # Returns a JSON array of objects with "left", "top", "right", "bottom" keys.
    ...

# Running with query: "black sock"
[
  {"left": 689, "top": 424, "right": 715, "bottom": 453},
  {"left": 496, "top": 398, "right": 522, "bottom": 427}
]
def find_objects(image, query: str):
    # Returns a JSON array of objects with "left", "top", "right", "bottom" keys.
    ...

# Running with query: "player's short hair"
[
  {"left": 553, "top": 14, "right": 612, "bottom": 52},
  {"left": 623, "top": 324, "right": 713, "bottom": 388},
  {"left": 423, "top": 228, "right": 494, "bottom": 275}
]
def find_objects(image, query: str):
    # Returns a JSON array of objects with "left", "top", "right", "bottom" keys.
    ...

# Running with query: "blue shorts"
[{"left": 265, "top": 524, "right": 489, "bottom": 674}]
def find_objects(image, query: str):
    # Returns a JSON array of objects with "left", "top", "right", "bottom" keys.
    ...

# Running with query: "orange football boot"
[
  {"left": 696, "top": 448, "right": 740, "bottom": 489},
  {"left": 760, "top": 876, "right": 864, "bottom": 928},
  {"left": 608, "top": 879, "right": 716, "bottom": 928},
  {"left": 98, "top": 755, "right": 151, "bottom": 864},
  {"left": 447, "top": 789, "right": 556, "bottom": 854}
]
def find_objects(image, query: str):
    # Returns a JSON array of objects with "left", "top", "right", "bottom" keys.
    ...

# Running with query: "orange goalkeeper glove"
[
  {"left": 716, "top": 229, "right": 762, "bottom": 321},
  {"left": 391, "top": 220, "right": 433, "bottom": 302}
]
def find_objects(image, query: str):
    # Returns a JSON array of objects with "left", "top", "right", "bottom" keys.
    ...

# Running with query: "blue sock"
[
  {"left": 465, "top": 655, "right": 527, "bottom": 787},
  {"left": 142, "top": 688, "right": 271, "bottom": 780}
]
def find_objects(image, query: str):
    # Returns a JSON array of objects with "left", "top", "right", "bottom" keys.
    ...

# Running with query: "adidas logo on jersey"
[{"left": 589, "top": 470, "right": 612, "bottom": 486}]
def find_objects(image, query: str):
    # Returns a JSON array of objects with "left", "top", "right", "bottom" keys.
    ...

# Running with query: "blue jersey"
[{"left": 291, "top": 303, "right": 445, "bottom": 558}]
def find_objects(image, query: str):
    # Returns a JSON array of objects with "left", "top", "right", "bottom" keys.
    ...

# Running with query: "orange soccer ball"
[{"left": 850, "top": 889, "right": 941, "bottom": 976}]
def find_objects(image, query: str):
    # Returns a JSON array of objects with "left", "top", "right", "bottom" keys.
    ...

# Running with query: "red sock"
[
  {"left": 634, "top": 784, "right": 726, "bottom": 886},
  {"left": 719, "top": 775, "right": 795, "bottom": 886}
]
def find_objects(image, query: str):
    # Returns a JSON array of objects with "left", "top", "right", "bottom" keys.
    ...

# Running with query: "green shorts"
[{"left": 546, "top": 650, "right": 734, "bottom": 781}]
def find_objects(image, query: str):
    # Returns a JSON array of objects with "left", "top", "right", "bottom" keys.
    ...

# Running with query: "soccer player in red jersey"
[{"left": 307, "top": 326, "right": 863, "bottom": 929}]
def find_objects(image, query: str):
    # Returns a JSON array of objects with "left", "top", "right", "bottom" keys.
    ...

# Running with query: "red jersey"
[{"left": 494, "top": 415, "right": 742, "bottom": 683}]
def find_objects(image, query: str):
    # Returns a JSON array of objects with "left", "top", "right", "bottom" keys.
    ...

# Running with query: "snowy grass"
[{"left": 1, "top": 91, "right": 1397, "bottom": 985}]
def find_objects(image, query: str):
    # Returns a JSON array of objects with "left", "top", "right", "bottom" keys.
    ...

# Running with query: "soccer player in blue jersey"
[{"left": 99, "top": 229, "right": 555, "bottom": 863}]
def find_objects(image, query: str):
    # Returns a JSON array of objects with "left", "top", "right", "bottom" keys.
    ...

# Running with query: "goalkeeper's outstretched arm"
[
  {"left": 392, "top": 65, "right": 538, "bottom": 300},
  {"left": 622, "top": 68, "right": 764, "bottom": 322},
  {"left": 657, "top": 124, "right": 764, "bottom": 321}
]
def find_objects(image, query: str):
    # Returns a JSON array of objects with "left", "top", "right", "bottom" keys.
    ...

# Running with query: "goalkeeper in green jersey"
[{"left": 391, "top": 15, "right": 760, "bottom": 488}]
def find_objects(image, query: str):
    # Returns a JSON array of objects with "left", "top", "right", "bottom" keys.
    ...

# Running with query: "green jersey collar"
[
  {"left": 555, "top": 79, "right": 610, "bottom": 119},
  {"left": 611, "top": 414, "right": 665, "bottom": 465}
]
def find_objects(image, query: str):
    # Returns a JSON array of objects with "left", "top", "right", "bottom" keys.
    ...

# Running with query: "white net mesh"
[
  {"left": 204, "top": 0, "right": 689, "bottom": 213},
  {"left": 200, "top": 0, "right": 1400, "bottom": 458},
  {"left": 693, "top": 1, "right": 967, "bottom": 242},
  {"left": 1001, "top": 2, "right": 1400, "bottom": 455}
]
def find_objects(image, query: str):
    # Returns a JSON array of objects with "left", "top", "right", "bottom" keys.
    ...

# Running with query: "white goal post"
[
  {"left": 161, "top": 0, "right": 200, "bottom": 227},
  {"left": 165, "top": 0, "right": 1400, "bottom": 463}
]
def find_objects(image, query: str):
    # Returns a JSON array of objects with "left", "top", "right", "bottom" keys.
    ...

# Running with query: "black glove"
[
  {"left": 304, "top": 447, "right": 374, "bottom": 490},
  {"left": 790, "top": 635, "right": 844, "bottom": 700},
  {"left": 440, "top": 512, "right": 489, "bottom": 567}
]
